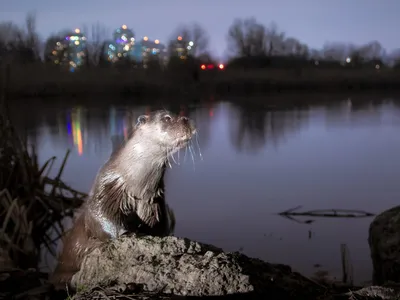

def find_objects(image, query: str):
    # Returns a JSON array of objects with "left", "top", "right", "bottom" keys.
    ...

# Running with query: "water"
[{"left": 9, "top": 96, "right": 400, "bottom": 285}]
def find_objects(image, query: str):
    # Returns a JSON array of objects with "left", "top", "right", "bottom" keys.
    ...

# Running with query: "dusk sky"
[{"left": 1, "top": 0, "right": 400, "bottom": 58}]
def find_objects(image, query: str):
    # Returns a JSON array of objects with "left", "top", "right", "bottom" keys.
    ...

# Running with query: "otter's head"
[{"left": 133, "top": 110, "right": 196, "bottom": 155}]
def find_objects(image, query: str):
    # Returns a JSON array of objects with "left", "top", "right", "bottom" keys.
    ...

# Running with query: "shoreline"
[
  {"left": 1, "top": 234, "right": 395, "bottom": 300},
  {"left": 3, "top": 65, "right": 400, "bottom": 99}
]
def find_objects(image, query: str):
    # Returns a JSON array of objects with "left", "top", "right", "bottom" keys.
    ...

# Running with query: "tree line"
[{"left": 1, "top": 13, "right": 400, "bottom": 69}]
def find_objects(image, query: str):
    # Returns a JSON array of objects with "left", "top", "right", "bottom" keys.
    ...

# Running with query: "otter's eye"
[
  {"left": 163, "top": 115, "right": 172, "bottom": 122},
  {"left": 136, "top": 115, "right": 148, "bottom": 126}
]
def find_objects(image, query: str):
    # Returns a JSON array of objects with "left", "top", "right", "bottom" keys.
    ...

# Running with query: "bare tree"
[
  {"left": 308, "top": 48, "right": 323, "bottom": 60},
  {"left": 81, "top": 22, "right": 110, "bottom": 66},
  {"left": 227, "top": 17, "right": 267, "bottom": 57},
  {"left": 357, "top": 41, "right": 385, "bottom": 61},
  {"left": 0, "top": 12, "right": 41, "bottom": 64},
  {"left": 388, "top": 48, "right": 400, "bottom": 67},
  {"left": 321, "top": 42, "right": 350, "bottom": 61},
  {"left": 227, "top": 18, "right": 288, "bottom": 58},
  {"left": 43, "top": 31, "right": 68, "bottom": 64},
  {"left": 264, "top": 21, "right": 286, "bottom": 55},
  {"left": 169, "top": 23, "right": 209, "bottom": 57},
  {"left": 281, "top": 37, "right": 308, "bottom": 57},
  {"left": 24, "top": 12, "right": 41, "bottom": 61}
]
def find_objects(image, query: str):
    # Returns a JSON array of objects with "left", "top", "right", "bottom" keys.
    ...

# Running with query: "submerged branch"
[{"left": 278, "top": 206, "right": 375, "bottom": 218}]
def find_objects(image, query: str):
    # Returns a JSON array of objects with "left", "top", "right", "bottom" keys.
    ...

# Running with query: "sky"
[{"left": 1, "top": 0, "right": 400, "bottom": 59}]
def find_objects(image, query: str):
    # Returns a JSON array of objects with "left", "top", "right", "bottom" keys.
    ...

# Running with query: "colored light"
[
  {"left": 75, "top": 28, "right": 80, "bottom": 34},
  {"left": 122, "top": 24, "right": 127, "bottom": 30},
  {"left": 177, "top": 36, "right": 182, "bottom": 41},
  {"left": 143, "top": 36, "right": 149, "bottom": 41},
  {"left": 76, "top": 126, "right": 83, "bottom": 155},
  {"left": 201, "top": 64, "right": 206, "bottom": 70},
  {"left": 219, "top": 64, "right": 224, "bottom": 69},
  {"left": 71, "top": 108, "right": 84, "bottom": 156},
  {"left": 66, "top": 120, "right": 72, "bottom": 135},
  {"left": 155, "top": 39, "right": 159, "bottom": 44}
]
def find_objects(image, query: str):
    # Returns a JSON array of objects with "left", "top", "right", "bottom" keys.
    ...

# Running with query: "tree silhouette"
[
  {"left": 43, "top": 32, "right": 68, "bottom": 64},
  {"left": 81, "top": 22, "right": 110, "bottom": 66},
  {"left": 0, "top": 12, "right": 40, "bottom": 64},
  {"left": 168, "top": 23, "right": 209, "bottom": 58},
  {"left": 227, "top": 17, "right": 267, "bottom": 57}
]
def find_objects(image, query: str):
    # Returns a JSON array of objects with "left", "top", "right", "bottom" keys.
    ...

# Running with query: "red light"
[
  {"left": 201, "top": 64, "right": 206, "bottom": 70},
  {"left": 207, "top": 64, "right": 214, "bottom": 69},
  {"left": 219, "top": 64, "right": 224, "bottom": 70}
]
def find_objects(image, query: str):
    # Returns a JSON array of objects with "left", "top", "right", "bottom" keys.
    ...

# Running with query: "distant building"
[
  {"left": 102, "top": 25, "right": 167, "bottom": 68},
  {"left": 136, "top": 37, "right": 168, "bottom": 67},
  {"left": 47, "top": 28, "right": 88, "bottom": 72},
  {"left": 169, "top": 36, "right": 195, "bottom": 60},
  {"left": 102, "top": 25, "right": 135, "bottom": 64}
]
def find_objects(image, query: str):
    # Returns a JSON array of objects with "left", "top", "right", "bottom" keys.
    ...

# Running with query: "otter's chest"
[{"left": 98, "top": 215, "right": 127, "bottom": 239}]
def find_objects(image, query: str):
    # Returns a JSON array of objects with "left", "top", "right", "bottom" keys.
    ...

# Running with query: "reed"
[{"left": 0, "top": 106, "right": 87, "bottom": 269}]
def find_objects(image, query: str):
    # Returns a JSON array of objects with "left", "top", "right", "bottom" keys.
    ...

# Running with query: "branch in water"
[{"left": 278, "top": 206, "right": 375, "bottom": 218}]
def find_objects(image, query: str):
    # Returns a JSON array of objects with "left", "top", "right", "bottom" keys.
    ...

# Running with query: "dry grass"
[
  {"left": 0, "top": 108, "right": 87, "bottom": 269},
  {"left": 0, "top": 96, "right": 89, "bottom": 299}
]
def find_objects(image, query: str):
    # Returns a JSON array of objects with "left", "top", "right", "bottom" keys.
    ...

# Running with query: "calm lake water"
[{"left": 9, "top": 95, "right": 400, "bottom": 285}]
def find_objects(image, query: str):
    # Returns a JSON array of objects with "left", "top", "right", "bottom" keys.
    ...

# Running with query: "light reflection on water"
[{"left": 10, "top": 96, "right": 400, "bottom": 285}]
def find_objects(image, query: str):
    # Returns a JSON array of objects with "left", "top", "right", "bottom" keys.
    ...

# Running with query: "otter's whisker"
[
  {"left": 183, "top": 144, "right": 188, "bottom": 163},
  {"left": 188, "top": 143, "right": 196, "bottom": 171},
  {"left": 195, "top": 132, "right": 203, "bottom": 161},
  {"left": 166, "top": 149, "right": 173, "bottom": 168},
  {"left": 171, "top": 150, "right": 178, "bottom": 165},
  {"left": 188, "top": 139, "right": 196, "bottom": 157}
]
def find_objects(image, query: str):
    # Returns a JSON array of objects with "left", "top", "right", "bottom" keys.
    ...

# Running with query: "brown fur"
[{"left": 50, "top": 110, "right": 194, "bottom": 289}]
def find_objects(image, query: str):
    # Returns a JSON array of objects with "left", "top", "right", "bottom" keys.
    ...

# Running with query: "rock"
[
  {"left": 71, "top": 235, "right": 326, "bottom": 299},
  {"left": 369, "top": 205, "right": 400, "bottom": 285},
  {"left": 335, "top": 286, "right": 400, "bottom": 300}
]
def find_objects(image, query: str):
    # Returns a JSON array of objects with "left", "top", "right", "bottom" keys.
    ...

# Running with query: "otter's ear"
[{"left": 136, "top": 115, "right": 149, "bottom": 127}]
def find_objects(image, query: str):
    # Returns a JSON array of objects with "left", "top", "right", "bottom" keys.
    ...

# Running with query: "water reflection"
[
  {"left": 7, "top": 96, "right": 400, "bottom": 285},
  {"left": 228, "top": 102, "right": 310, "bottom": 153},
  {"left": 12, "top": 101, "right": 217, "bottom": 158}
]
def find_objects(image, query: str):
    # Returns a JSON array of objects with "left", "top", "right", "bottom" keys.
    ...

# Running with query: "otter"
[{"left": 50, "top": 110, "right": 196, "bottom": 289}]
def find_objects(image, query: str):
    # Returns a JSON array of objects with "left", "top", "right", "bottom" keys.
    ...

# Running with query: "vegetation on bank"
[
  {"left": 2, "top": 62, "right": 400, "bottom": 99},
  {"left": 0, "top": 105, "right": 87, "bottom": 299}
]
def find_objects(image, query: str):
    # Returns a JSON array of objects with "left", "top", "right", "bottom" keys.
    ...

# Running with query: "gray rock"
[
  {"left": 369, "top": 205, "right": 400, "bottom": 285},
  {"left": 71, "top": 234, "right": 325, "bottom": 298},
  {"left": 337, "top": 286, "right": 400, "bottom": 300}
]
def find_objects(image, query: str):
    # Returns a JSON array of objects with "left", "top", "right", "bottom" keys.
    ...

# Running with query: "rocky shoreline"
[
  {"left": 2, "top": 233, "right": 400, "bottom": 299},
  {"left": 69, "top": 234, "right": 400, "bottom": 300}
]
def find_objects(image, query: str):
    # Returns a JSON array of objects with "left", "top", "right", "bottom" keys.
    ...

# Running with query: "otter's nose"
[{"left": 179, "top": 116, "right": 189, "bottom": 125}]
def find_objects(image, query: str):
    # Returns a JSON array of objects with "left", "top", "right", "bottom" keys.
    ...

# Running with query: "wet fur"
[{"left": 50, "top": 110, "right": 193, "bottom": 289}]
